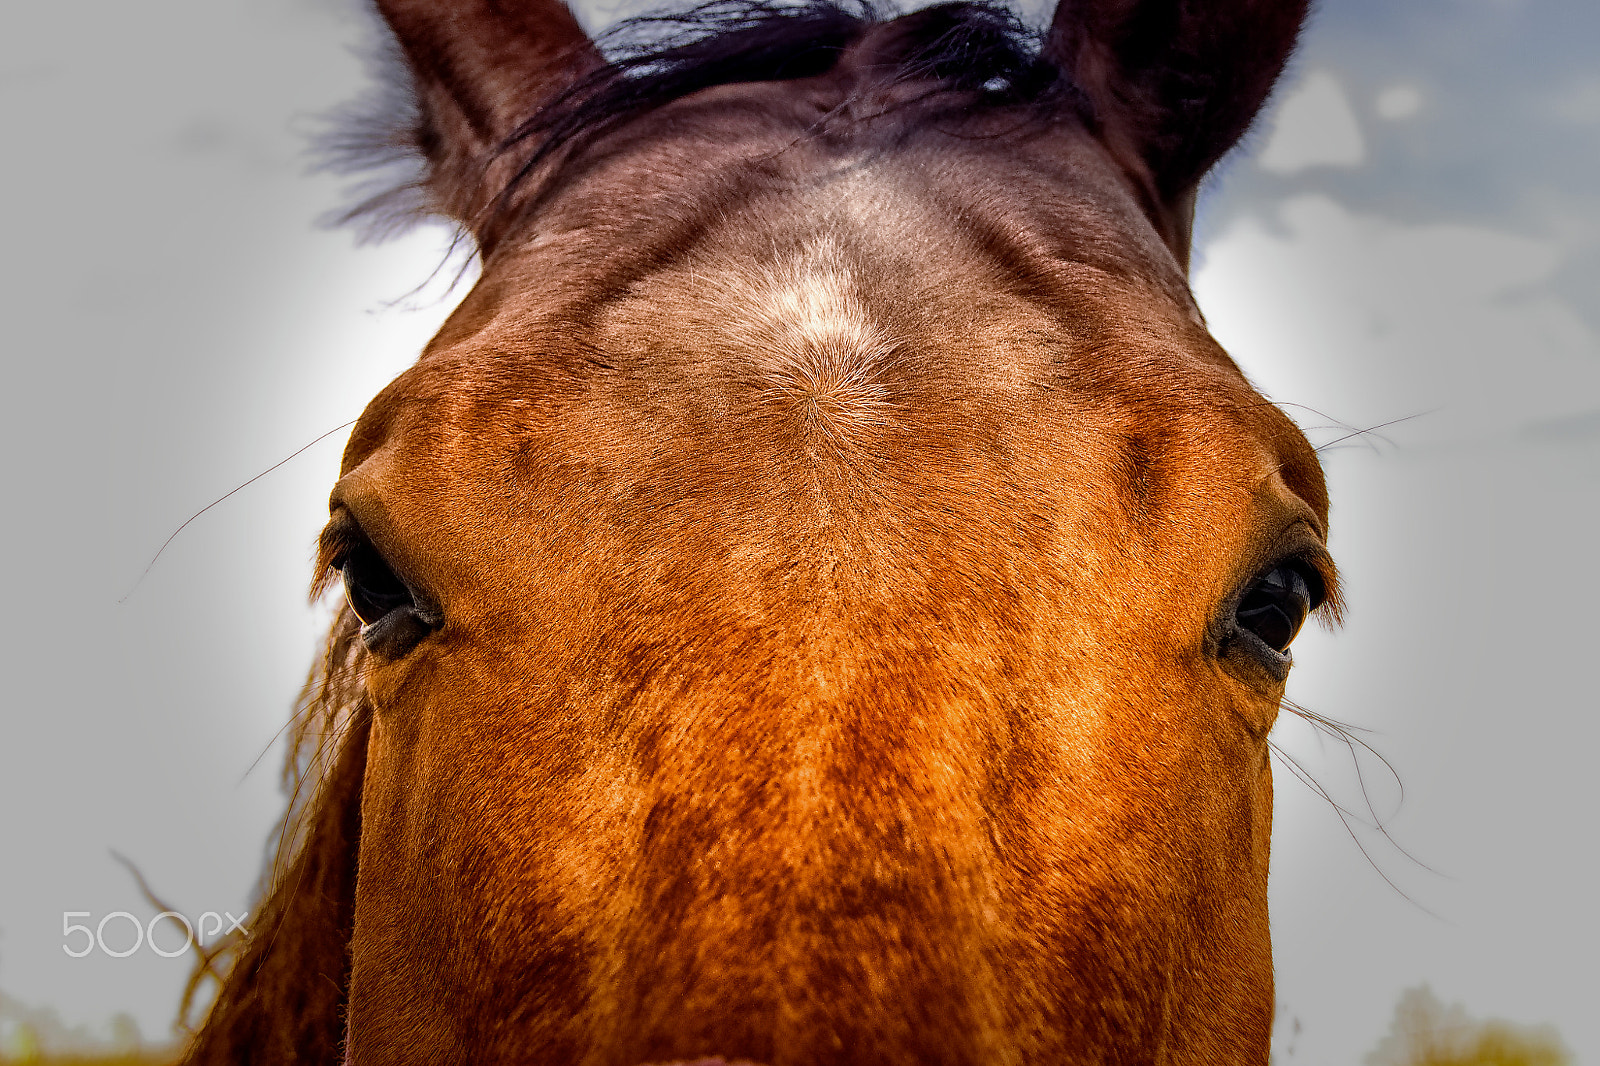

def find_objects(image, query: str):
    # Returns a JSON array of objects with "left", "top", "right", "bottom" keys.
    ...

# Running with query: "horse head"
[{"left": 184, "top": 1, "right": 1334, "bottom": 1062}]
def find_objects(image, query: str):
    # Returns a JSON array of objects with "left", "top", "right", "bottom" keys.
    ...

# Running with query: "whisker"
[
  {"left": 1310, "top": 412, "right": 1430, "bottom": 455},
  {"left": 119, "top": 420, "right": 358, "bottom": 603},
  {"left": 1274, "top": 699, "right": 1447, "bottom": 915}
]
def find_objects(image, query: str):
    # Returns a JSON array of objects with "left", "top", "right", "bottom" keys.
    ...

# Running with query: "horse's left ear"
[
  {"left": 1044, "top": 0, "right": 1309, "bottom": 262},
  {"left": 365, "top": 0, "right": 603, "bottom": 238}
]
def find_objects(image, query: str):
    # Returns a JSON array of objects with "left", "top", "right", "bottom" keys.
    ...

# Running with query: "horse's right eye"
[
  {"left": 339, "top": 541, "right": 414, "bottom": 626},
  {"left": 335, "top": 540, "right": 440, "bottom": 657}
]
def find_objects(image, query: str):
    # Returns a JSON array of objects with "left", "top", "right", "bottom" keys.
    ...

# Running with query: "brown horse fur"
[{"left": 181, "top": 0, "right": 1338, "bottom": 1063}]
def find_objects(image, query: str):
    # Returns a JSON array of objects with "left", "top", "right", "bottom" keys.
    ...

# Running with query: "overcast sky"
[{"left": 2, "top": 0, "right": 1595, "bottom": 1059}]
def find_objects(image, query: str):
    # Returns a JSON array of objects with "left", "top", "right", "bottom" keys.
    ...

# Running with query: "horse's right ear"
[
  {"left": 354, "top": 0, "right": 602, "bottom": 240},
  {"left": 1044, "top": 0, "right": 1309, "bottom": 255}
]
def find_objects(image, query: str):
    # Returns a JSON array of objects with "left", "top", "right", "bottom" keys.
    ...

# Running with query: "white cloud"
[
  {"left": 1258, "top": 71, "right": 1367, "bottom": 174},
  {"left": 1193, "top": 195, "right": 1600, "bottom": 445},
  {"left": 1552, "top": 75, "right": 1600, "bottom": 124},
  {"left": 1202, "top": 196, "right": 1600, "bottom": 1066},
  {"left": 1375, "top": 84, "right": 1425, "bottom": 121}
]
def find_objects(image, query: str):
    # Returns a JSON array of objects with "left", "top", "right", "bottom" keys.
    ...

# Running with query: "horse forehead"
[
  {"left": 372, "top": 251, "right": 1233, "bottom": 463},
  {"left": 489, "top": 96, "right": 1194, "bottom": 317},
  {"left": 673, "top": 233, "right": 896, "bottom": 376},
  {"left": 354, "top": 151, "right": 1278, "bottom": 485}
]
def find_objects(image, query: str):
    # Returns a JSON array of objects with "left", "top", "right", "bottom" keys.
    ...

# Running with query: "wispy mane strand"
[{"left": 317, "top": 0, "right": 1079, "bottom": 244}]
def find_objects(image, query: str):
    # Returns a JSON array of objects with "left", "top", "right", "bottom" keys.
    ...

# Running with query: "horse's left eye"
[{"left": 1234, "top": 564, "right": 1321, "bottom": 654}]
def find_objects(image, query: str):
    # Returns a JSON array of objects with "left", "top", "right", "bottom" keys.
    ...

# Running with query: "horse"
[{"left": 180, "top": 0, "right": 1338, "bottom": 1061}]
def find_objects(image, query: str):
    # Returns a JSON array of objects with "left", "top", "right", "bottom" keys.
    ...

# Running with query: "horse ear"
[
  {"left": 368, "top": 0, "right": 603, "bottom": 235},
  {"left": 1044, "top": 0, "right": 1308, "bottom": 254}
]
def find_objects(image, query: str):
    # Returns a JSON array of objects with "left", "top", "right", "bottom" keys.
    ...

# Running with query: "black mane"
[{"left": 321, "top": 0, "right": 1078, "bottom": 242}]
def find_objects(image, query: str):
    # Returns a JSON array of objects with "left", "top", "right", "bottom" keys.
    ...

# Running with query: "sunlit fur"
[
  {"left": 182, "top": 1, "right": 1329, "bottom": 1063},
  {"left": 723, "top": 236, "right": 899, "bottom": 439}
]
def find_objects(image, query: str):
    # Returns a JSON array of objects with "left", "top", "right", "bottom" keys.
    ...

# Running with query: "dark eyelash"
[
  {"left": 313, "top": 516, "right": 364, "bottom": 598},
  {"left": 1278, "top": 547, "right": 1341, "bottom": 622}
]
